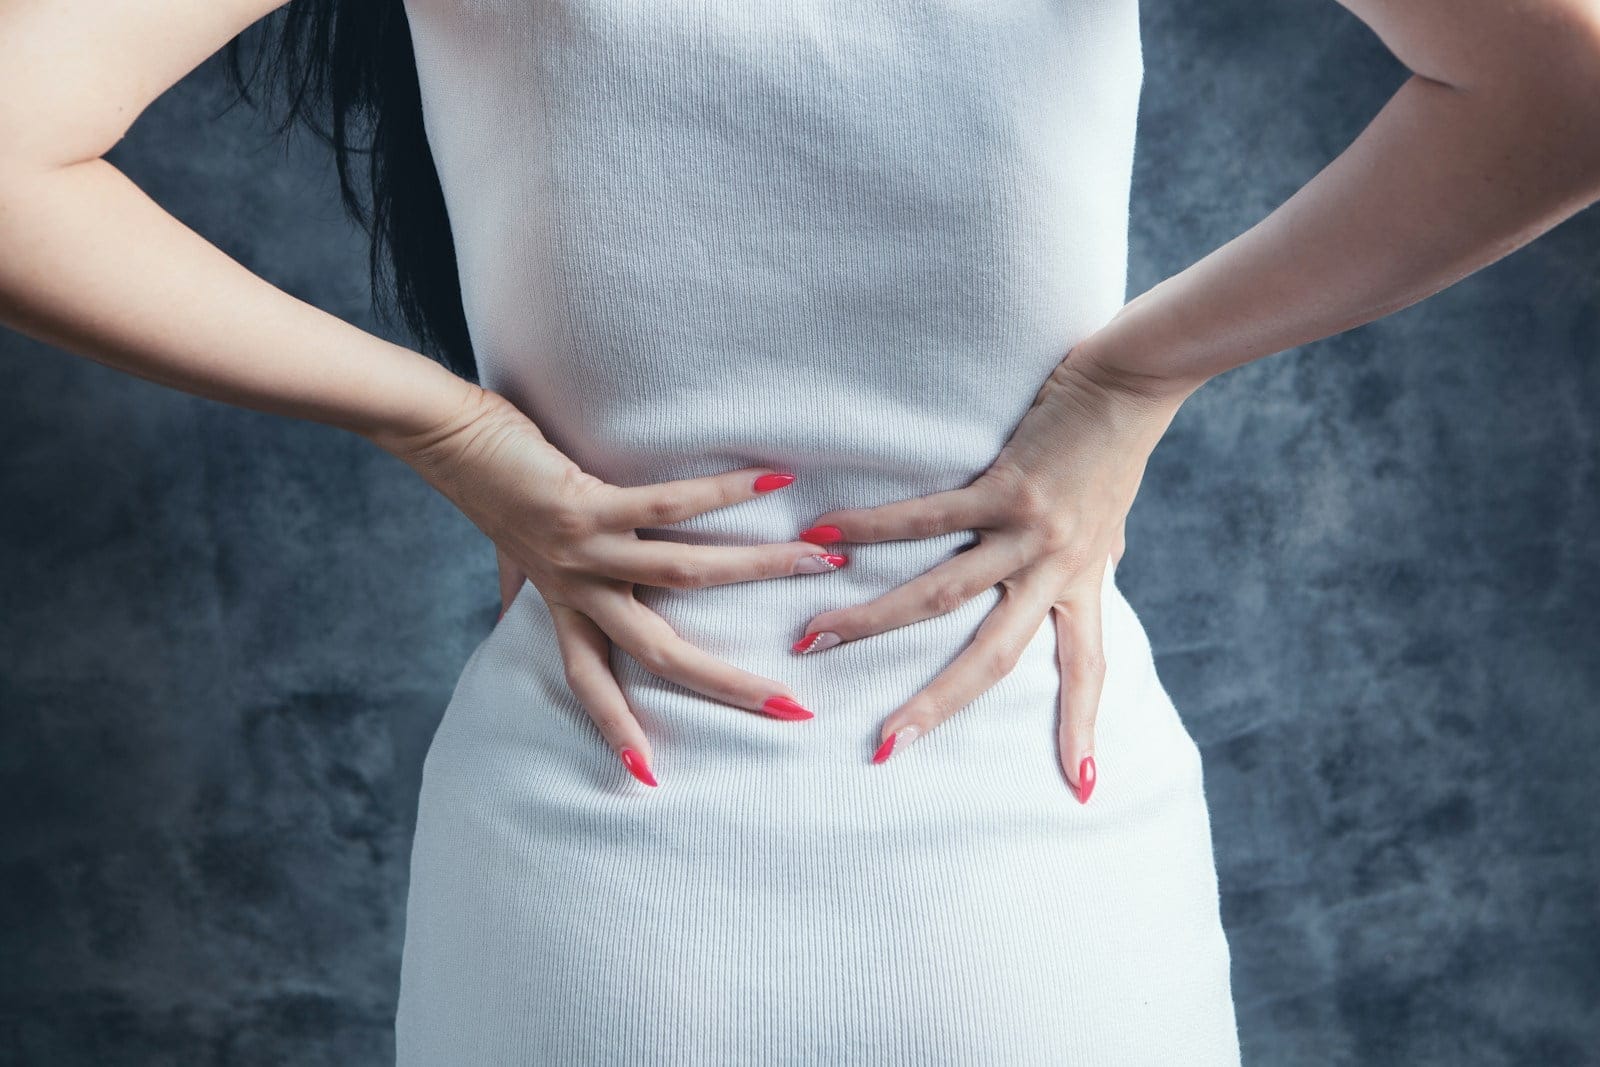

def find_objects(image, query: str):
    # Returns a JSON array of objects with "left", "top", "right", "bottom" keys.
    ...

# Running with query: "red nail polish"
[
  {"left": 753, "top": 472, "right": 796, "bottom": 493},
  {"left": 1077, "top": 755, "right": 1097, "bottom": 804},
  {"left": 620, "top": 747, "right": 658, "bottom": 787},
  {"left": 872, "top": 733, "right": 897, "bottom": 764},
  {"left": 760, "top": 695, "right": 815, "bottom": 720},
  {"left": 799, "top": 524, "right": 843, "bottom": 544},
  {"left": 792, "top": 630, "right": 843, "bottom": 654}
]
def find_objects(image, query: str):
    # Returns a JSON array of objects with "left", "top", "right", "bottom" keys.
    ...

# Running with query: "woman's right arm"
[
  {"left": 0, "top": 0, "right": 835, "bottom": 787},
  {"left": 0, "top": 0, "right": 480, "bottom": 446}
]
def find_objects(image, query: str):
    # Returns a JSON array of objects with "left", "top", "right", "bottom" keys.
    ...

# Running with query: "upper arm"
[
  {"left": 1331, "top": 0, "right": 1600, "bottom": 93},
  {"left": 0, "top": 0, "right": 290, "bottom": 173}
]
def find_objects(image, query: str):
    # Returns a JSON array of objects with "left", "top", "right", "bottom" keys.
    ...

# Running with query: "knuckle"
[
  {"left": 909, "top": 508, "right": 947, "bottom": 540},
  {"left": 981, "top": 639, "right": 1024, "bottom": 678},
  {"left": 929, "top": 583, "right": 968, "bottom": 616},
  {"left": 1048, "top": 538, "right": 1091, "bottom": 575},
  {"left": 634, "top": 642, "right": 675, "bottom": 675},
  {"left": 656, "top": 558, "right": 704, "bottom": 589},
  {"left": 585, "top": 705, "right": 630, "bottom": 736},
  {"left": 1034, "top": 521, "right": 1074, "bottom": 555},
  {"left": 645, "top": 492, "right": 686, "bottom": 525},
  {"left": 546, "top": 504, "right": 592, "bottom": 540},
  {"left": 844, "top": 512, "right": 876, "bottom": 540},
  {"left": 541, "top": 539, "right": 583, "bottom": 574},
  {"left": 549, "top": 471, "right": 601, "bottom": 531},
  {"left": 1008, "top": 482, "right": 1055, "bottom": 526},
  {"left": 560, "top": 659, "right": 587, "bottom": 691},
  {"left": 976, "top": 646, "right": 1010, "bottom": 679}
]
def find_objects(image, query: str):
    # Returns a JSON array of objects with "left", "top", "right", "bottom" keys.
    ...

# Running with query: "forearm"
[
  {"left": 0, "top": 155, "right": 483, "bottom": 455},
  {"left": 1086, "top": 39, "right": 1600, "bottom": 399}
]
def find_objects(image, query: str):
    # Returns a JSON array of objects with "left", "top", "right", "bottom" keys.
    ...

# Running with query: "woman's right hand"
[{"left": 377, "top": 385, "right": 844, "bottom": 788}]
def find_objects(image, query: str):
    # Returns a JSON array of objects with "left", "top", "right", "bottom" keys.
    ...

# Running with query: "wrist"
[
  {"left": 1064, "top": 329, "right": 1209, "bottom": 415},
  {"left": 364, "top": 375, "right": 521, "bottom": 470}
]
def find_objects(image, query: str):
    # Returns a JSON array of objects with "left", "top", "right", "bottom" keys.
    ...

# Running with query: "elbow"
[
  {"left": 1484, "top": 7, "right": 1600, "bottom": 198},
  {"left": 1536, "top": 11, "right": 1600, "bottom": 100},
  {"left": 1538, "top": 7, "right": 1600, "bottom": 117},
  {"left": 1543, "top": 32, "right": 1600, "bottom": 198}
]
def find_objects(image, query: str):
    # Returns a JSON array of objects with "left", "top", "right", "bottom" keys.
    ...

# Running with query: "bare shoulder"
[{"left": 0, "top": 0, "right": 291, "bottom": 170}]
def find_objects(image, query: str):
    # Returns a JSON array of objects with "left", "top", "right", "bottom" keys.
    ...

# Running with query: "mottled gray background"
[{"left": 2, "top": 1, "right": 1596, "bottom": 1064}]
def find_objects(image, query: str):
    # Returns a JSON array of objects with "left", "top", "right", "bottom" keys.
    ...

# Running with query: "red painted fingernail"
[
  {"left": 872, "top": 725, "right": 920, "bottom": 764},
  {"left": 620, "top": 747, "right": 658, "bottom": 787},
  {"left": 753, "top": 472, "right": 796, "bottom": 493},
  {"left": 792, "top": 630, "right": 842, "bottom": 654},
  {"left": 1077, "top": 755, "right": 1097, "bottom": 804},
  {"left": 794, "top": 552, "right": 848, "bottom": 571},
  {"left": 760, "top": 695, "right": 815, "bottom": 721},
  {"left": 792, "top": 553, "right": 849, "bottom": 574},
  {"left": 799, "top": 524, "right": 843, "bottom": 544}
]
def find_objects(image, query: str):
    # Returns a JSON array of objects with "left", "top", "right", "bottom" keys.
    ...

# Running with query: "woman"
[{"left": 1, "top": 0, "right": 1596, "bottom": 1062}]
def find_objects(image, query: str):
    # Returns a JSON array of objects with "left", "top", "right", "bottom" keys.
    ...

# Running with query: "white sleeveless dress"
[{"left": 395, "top": 2, "right": 1241, "bottom": 1063}]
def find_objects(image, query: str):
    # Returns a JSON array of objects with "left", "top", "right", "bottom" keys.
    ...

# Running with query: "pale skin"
[{"left": 2, "top": 1, "right": 1598, "bottom": 799}]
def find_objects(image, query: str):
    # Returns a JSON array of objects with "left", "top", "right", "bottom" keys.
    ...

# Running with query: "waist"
[
  {"left": 644, "top": 538, "right": 1138, "bottom": 697},
  {"left": 439, "top": 551, "right": 1187, "bottom": 823}
]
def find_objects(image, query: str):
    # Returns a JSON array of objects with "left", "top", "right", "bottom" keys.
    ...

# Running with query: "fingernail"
[
  {"left": 799, "top": 524, "right": 843, "bottom": 544},
  {"left": 753, "top": 472, "right": 796, "bottom": 493},
  {"left": 792, "top": 630, "right": 842, "bottom": 654},
  {"left": 1077, "top": 755, "right": 1097, "bottom": 804},
  {"left": 872, "top": 725, "right": 920, "bottom": 764},
  {"left": 791, "top": 553, "right": 849, "bottom": 574},
  {"left": 620, "top": 747, "right": 658, "bottom": 787},
  {"left": 760, "top": 695, "right": 815, "bottom": 721}
]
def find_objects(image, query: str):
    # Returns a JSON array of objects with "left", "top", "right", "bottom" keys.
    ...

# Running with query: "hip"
[{"left": 397, "top": 561, "right": 1239, "bottom": 1064}]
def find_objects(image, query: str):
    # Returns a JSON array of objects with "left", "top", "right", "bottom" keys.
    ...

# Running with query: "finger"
[
  {"left": 795, "top": 538, "right": 1025, "bottom": 652},
  {"left": 592, "top": 467, "right": 797, "bottom": 531},
  {"left": 804, "top": 480, "right": 1004, "bottom": 545},
  {"left": 869, "top": 571, "right": 1061, "bottom": 764},
  {"left": 496, "top": 548, "right": 526, "bottom": 620},
  {"left": 1053, "top": 573, "right": 1109, "bottom": 804},
  {"left": 547, "top": 601, "right": 659, "bottom": 788},
  {"left": 579, "top": 583, "right": 818, "bottom": 723},
  {"left": 580, "top": 535, "right": 849, "bottom": 590}
]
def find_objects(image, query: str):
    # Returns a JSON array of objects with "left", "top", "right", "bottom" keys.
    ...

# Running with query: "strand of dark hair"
[{"left": 221, "top": 1, "right": 477, "bottom": 382}]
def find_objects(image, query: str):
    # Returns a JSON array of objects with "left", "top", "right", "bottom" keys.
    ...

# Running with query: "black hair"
[{"left": 222, "top": 1, "right": 477, "bottom": 382}]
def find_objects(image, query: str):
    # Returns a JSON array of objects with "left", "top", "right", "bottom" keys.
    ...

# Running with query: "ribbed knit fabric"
[{"left": 395, "top": 2, "right": 1240, "bottom": 1063}]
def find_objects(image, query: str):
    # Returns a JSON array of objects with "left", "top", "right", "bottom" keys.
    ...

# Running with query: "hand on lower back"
[
  {"left": 390, "top": 386, "right": 845, "bottom": 787},
  {"left": 791, "top": 340, "right": 1197, "bottom": 802}
]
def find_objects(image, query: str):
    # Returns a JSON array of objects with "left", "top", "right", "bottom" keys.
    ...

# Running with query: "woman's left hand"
[{"left": 792, "top": 340, "right": 1199, "bottom": 803}]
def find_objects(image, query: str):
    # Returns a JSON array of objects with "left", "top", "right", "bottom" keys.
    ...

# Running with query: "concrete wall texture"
[{"left": 2, "top": 2, "right": 1596, "bottom": 1063}]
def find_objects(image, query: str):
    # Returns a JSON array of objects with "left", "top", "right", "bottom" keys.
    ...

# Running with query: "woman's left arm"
[
  {"left": 794, "top": 0, "right": 1600, "bottom": 801},
  {"left": 1081, "top": 0, "right": 1600, "bottom": 397}
]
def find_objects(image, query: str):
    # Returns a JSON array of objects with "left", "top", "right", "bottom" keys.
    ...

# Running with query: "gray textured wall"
[{"left": 3, "top": 2, "right": 1596, "bottom": 1064}]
